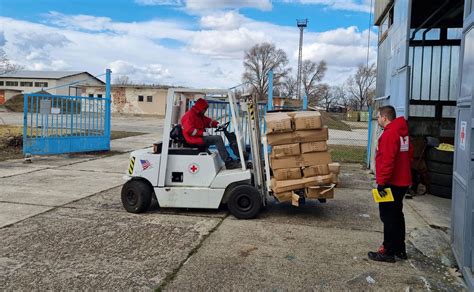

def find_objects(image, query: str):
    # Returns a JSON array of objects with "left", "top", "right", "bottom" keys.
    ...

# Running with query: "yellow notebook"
[{"left": 372, "top": 188, "right": 394, "bottom": 203}]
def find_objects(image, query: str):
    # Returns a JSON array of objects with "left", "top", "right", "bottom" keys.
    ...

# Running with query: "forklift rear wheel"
[
  {"left": 121, "top": 180, "right": 152, "bottom": 213},
  {"left": 227, "top": 185, "right": 262, "bottom": 219}
]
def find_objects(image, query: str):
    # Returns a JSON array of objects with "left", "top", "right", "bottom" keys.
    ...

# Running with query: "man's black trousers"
[{"left": 379, "top": 185, "right": 408, "bottom": 255}]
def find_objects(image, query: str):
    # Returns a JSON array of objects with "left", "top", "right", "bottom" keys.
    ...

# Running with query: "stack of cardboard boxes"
[{"left": 266, "top": 111, "right": 341, "bottom": 205}]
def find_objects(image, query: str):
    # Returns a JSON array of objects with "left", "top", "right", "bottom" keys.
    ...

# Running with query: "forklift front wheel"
[
  {"left": 121, "top": 180, "right": 152, "bottom": 213},
  {"left": 227, "top": 185, "right": 262, "bottom": 219}
]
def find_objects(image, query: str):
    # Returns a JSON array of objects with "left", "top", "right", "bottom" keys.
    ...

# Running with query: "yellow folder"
[{"left": 372, "top": 188, "right": 394, "bottom": 203}]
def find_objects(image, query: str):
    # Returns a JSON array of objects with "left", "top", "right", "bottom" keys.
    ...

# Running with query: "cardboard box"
[
  {"left": 305, "top": 174, "right": 333, "bottom": 186},
  {"left": 273, "top": 167, "right": 302, "bottom": 180},
  {"left": 331, "top": 173, "right": 339, "bottom": 185},
  {"left": 300, "top": 141, "right": 327, "bottom": 153},
  {"left": 273, "top": 191, "right": 293, "bottom": 203},
  {"left": 305, "top": 184, "right": 336, "bottom": 199},
  {"left": 302, "top": 164, "right": 330, "bottom": 177},
  {"left": 328, "top": 162, "right": 341, "bottom": 174},
  {"left": 293, "top": 111, "right": 322, "bottom": 130},
  {"left": 266, "top": 112, "right": 293, "bottom": 133},
  {"left": 292, "top": 192, "right": 300, "bottom": 207},
  {"left": 267, "top": 128, "right": 328, "bottom": 146},
  {"left": 271, "top": 151, "right": 332, "bottom": 170},
  {"left": 271, "top": 143, "right": 300, "bottom": 158},
  {"left": 271, "top": 176, "right": 323, "bottom": 193}
]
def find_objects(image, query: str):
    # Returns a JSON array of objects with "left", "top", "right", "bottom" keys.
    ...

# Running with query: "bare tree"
[
  {"left": 114, "top": 75, "right": 132, "bottom": 85},
  {"left": 301, "top": 59, "right": 327, "bottom": 103},
  {"left": 242, "top": 42, "right": 290, "bottom": 101},
  {"left": 0, "top": 49, "right": 23, "bottom": 75},
  {"left": 331, "top": 85, "right": 351, "bottom": 110},
  {"left": 279, "top": 75, "right": 297, "bottom": 98},
  {"left": 316, "top": 84, "right": 335, "bottom": 111},
  {"left": 347, "top": 63, "right": 376, "bottom": 110}
]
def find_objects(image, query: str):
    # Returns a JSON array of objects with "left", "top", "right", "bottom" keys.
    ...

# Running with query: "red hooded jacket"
[
  {"left": 181, "top": 99, "right": 219, "bottom": 145},
  {"left": 375, "top": 117, "right": 414, "bottom": 187}
]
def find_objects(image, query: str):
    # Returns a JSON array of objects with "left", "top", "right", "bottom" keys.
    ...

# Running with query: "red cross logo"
[{"left": 189, "top": 163, "right": 199, "bottom": 174}]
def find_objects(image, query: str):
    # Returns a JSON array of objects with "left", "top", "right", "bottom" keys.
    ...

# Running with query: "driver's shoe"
[{"left": 225, "top": 159, "right": 240, "bottom": 169}]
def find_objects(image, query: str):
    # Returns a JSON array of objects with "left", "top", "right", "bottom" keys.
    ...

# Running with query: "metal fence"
[
  {"left": 23, "top": 93, "right": 111, "bottom": 155},
  {"left": 189, "top": 100, "right": 267, "bottom": 146},
  {"left": 201, "top": 98, "right": 370, "bottom": 163}
]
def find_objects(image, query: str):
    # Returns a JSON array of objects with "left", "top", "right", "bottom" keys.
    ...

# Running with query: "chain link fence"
[{"left": 321, "top": 110, "right": 370, "bottom": 164}]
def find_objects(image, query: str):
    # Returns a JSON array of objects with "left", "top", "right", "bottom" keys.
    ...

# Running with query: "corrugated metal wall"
[
  {"left": 375, "top": 37, "right": 391, "bottom": 98},
  {"left": 375, "top": 0, "right": 393, "bottom": 24}
]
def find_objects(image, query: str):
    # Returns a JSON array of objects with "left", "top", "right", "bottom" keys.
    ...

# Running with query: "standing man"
[
  {"left": 181, "top": 98, "right": 239, "bottom": 169},
  {"left": 368, "top": 106, "right": 413, "bottom": 263}
]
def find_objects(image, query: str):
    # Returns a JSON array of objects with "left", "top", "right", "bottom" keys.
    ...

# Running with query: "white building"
[
  {"left": 80, "top": 84, "right": 171, "bottom": 116},
  {"left": 0, "top": 70, "right": 104, "bottom": 104}
]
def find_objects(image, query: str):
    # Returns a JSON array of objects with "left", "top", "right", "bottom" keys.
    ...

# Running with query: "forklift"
[{"left": 121, "top": 88, "right": 272, "bottom": 219}]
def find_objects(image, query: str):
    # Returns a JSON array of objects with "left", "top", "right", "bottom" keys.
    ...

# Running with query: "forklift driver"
[{"left": 181, "top": 98, "right": 240, "bottom": 169}]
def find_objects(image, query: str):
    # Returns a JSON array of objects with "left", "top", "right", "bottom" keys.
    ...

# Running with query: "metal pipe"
[{"left": 410, "top": 0, "right": 450, "bottom": 41}]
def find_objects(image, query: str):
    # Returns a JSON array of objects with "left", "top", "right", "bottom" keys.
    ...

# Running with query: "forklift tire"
[
  {"left": 426, "top": 160, "right": 453, "bottom": 175},
  {"left": 227, "top": 185, "right": 262, "bottom": 219},
  {"left": 121, "top": 180, "right": 152, "bottom": 213},
  {"left": 426, "top": 148, "right": 454, "bottom": 164}
]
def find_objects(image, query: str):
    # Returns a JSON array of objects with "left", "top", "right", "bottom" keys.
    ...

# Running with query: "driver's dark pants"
[{"left": 202, "top": 135, "right": 229, "bottom": 161}]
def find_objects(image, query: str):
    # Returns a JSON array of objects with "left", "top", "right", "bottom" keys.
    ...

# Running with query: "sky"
[{"left": 0, "top": 0, "right": 377, "bottom": 88}]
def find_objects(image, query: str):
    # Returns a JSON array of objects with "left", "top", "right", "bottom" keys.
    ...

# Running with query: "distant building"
[
  {"left": 0, "top": 70, "right": 104, "bottom": 104},
  {"left": 80, "top": 84, "right": 171, "bottom": 116}
]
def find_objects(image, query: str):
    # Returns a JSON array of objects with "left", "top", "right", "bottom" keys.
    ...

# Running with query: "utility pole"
[{"left": 296, "top": 19, "right": 308, "bottom": 100}]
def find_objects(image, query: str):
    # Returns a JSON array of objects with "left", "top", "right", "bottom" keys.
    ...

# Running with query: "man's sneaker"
[
  {"left": 395, "top": 251, "right": 408, "bottom": 260},
  {"left": 368, "top": 251, "right": 396, "bottom": 263}
]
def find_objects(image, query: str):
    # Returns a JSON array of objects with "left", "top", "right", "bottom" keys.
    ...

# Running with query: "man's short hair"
[{"left": 378, "top": 105, "right": 396, "bottom": 121}]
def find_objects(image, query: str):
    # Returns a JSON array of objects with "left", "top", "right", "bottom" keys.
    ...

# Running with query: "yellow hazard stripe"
[
  {"left": 128, "top": 157, "right": 135, "bottom": 175},
  {"left": 249, "top": 103, "right": 255, "bottom": 120}
]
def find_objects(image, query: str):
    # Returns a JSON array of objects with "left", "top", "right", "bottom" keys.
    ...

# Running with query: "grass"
[
  {"left": 0, "top": 125, "right": 147, "bottom": 161},
  {"left": 320, "top": 112, "right": 352, "bottom": 131},
  {"left": 329, "top": 145, "right": 367, "bottom": 164}
]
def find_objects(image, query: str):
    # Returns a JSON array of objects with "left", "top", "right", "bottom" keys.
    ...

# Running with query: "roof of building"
[
  {"left": 0, "top": 70, "right": 105, "bottom": 84},
  {"left": 80, "top": 84, "right": 173, "bottom": 89}
]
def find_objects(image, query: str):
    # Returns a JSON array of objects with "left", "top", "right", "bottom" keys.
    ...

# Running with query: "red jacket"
[
  {"left": 181, "top": 99, "right": 218, "bottom": 145},
  {"left": 376, "top": 117, "right": 413, "bottom": 187}
]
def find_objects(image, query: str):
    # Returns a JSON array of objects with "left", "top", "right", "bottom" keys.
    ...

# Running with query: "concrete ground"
[
  {"left": 0, "top": 113, "right": 465, "bottom": 290},
  {"left": 0, "top": 149, "right": 466, "bottom": 290}
]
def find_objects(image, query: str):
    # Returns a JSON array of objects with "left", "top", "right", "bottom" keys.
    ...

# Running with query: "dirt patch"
[
  {"left": 0, "top": 125, "right": 23, "bottom": 161},
  {"left": 320, "top": 112, "right": 352, "bottom": 131}
]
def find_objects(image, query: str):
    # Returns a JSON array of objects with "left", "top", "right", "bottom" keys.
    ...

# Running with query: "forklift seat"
[{"left": 169, "top": 124, "right": 209, "bottom": 154}]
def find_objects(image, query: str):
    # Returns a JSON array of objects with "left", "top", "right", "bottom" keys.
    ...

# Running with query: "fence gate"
[{"left": 23, "top": 70, "right": 111, "bottom": 156}]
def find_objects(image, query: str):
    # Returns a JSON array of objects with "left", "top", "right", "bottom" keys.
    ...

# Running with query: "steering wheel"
[{"left": 215, "top": 121, "right": 230, "bottom": 132}]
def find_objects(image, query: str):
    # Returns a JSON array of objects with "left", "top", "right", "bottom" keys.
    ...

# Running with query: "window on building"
[
  {"left": 89, "top": 94, "right": 94, "bottom": 97},
  {"left": 147, "top": 96, "right": 153, "bottom": 102},
  {"left": 378, "top": 6, "right": 394, "bottom": 42},
  {"left": 20, "top": 81, "right": 33, "bottom": 87},
  {"left": 0, "top": 81, "right": 4, "bottom": 86},
  {"left": 34, "top": 82, "right": 48, "bottom": 87},
  {"left": 6, "top": 81, "right": 19, "bottom": 86},
  {"left": 138, "top": 95, "right": 144, "bottom": 102},
  {"left": 97, "top": 94, "right": 103, "bottom": 98}
]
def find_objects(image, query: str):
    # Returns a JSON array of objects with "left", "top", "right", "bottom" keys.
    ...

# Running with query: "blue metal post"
[
  {"left": 105, "top": 69, "right": 111, "bottom": 149},
  {"left": 22, "top": 94, "right": 28, "bottom": 155},
  {"left": 267, "top": 70, "right": 273, "bottom": 111},
  {"left": 303, "top": 94, "right": 308, "bottom": 110},
  {"left": 366, "top": 106, "right": 373, "bottom": 168}
]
